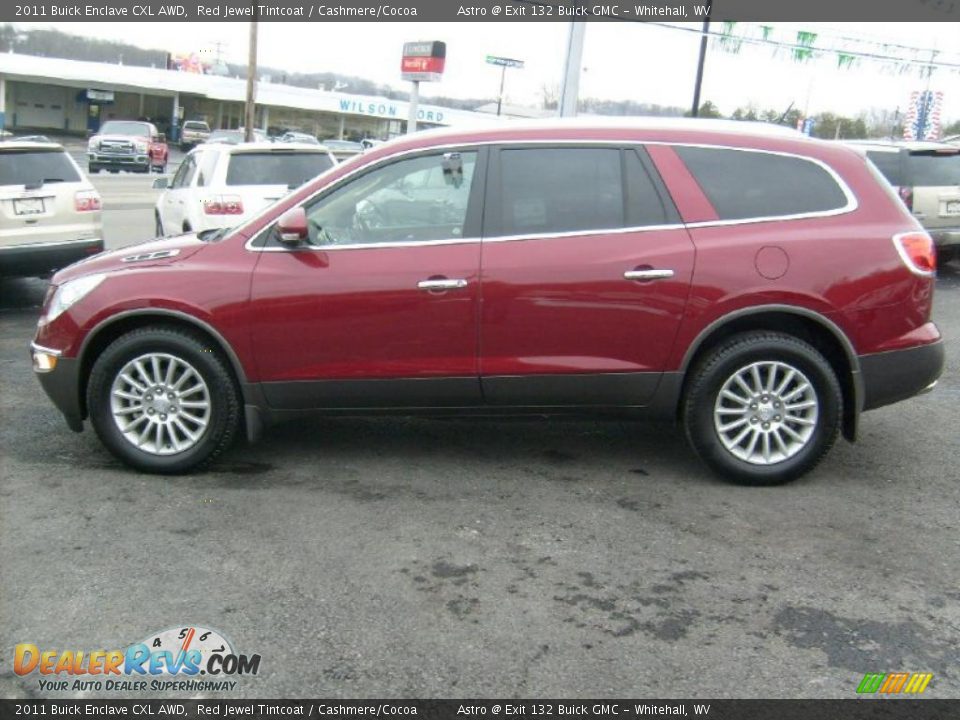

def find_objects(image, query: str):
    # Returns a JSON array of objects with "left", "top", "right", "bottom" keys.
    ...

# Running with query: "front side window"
[
  {"left": 675, "top": 146, "right": 850, "bottom": 221},
  {"left": 303, "top": 151, "right": 477, "bottom": 247},
  {"left": 170, "top": 156, "right": 196, "bottom": 189},
  {"left": 498, "top": 148, "right": 623, "bottom": 236}
]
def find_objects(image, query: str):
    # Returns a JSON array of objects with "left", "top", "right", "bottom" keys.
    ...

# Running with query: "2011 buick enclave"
[{"left": 31, "top": 119, "right": 945, "bottom": 484}]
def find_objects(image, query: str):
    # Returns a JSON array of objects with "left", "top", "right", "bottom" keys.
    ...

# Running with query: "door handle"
[
  {"left": 624, "top": 268, "right": 675, "bottom": 281},
  {"left": 417, "top": 278, "right": 468, "bottom": 291}
]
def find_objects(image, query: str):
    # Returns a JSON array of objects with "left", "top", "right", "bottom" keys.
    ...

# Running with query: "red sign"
[{"left": 401, "top": 56, "right": 445, "bottom": 75}]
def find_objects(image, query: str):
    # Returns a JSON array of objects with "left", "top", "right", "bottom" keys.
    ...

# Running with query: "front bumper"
[
  {"left": 32, "top": 344, "right": 84, "bottom": 432},
  {"left": 860, "top": 339, "right": 945, "bottom": 411},
  {"left": 88, "top": 153, "right": 150, "bottom": 168},
  {"left": 0, "top": 238, "right": 104, "bottom": 277}
]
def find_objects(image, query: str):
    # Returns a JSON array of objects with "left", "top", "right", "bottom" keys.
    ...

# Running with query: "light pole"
[
  {"left": 558, "top": 22, "right": 585, "bottom": 117},
  {"left": 691, "top": 12, "right": 712, "bottom": 117}
]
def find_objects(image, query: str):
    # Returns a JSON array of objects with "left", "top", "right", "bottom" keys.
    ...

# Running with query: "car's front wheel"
[
  {"left": 683, "top": 332, "right": 841, "bottom": 485},
  {"left": 87, "top": 326, "right": 241, "bottom": 473}
]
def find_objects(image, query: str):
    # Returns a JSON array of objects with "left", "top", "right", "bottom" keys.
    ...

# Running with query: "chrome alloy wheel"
[
  {"left": 109, "top": 353, "right": 211, "bottom": 456},
  {"left": 713, "top": 360, "right": 819, "bottom": 466}
]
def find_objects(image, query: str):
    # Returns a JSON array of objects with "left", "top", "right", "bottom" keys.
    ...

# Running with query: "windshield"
[
  {"left": 225, "top": 152, "right": 335, "bottom": 187},
  {"left": 907, "top": 151, "right": 960, "bottom": 186},
  {"left": 99, "top": 121, "right": 152, "bottom": 137},
  {"left": 0, "top": 149, "right": 81, "bottom": 186}
]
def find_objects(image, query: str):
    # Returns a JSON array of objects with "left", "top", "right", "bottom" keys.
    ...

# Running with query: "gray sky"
[{"left": 14, "top": 21, "right": 960, "bottom": 122}]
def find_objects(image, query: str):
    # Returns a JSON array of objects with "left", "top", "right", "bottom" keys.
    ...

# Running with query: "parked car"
[
  {"left": 846, "top": 140, "right": 960, "bottom": 263},
  {"left": 152, "top": 142, "right": 336, "bottom": 236},
  {"left": 279, "top": 131, "right": 320, "bottom": 145},
  {"left": 321, "top": 139, "right": 364, "bottom": 162},
  {"left": 32, "top": 120, "right": 944, "bottom": 484},
  {"left": 180, "top": 120, "right": 211, "bottom": 150},
  {"left": 206, "top": 128, "right": 268, "bottom": 145},
  {"left": 0, "top": 140, "right": 102, "bottom": 277},
  {"left": 88, "top": 120, "right": 168, "bottom": 174}
]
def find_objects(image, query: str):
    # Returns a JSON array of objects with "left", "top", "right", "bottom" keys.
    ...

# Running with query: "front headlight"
[
  {"left": 135, "top": 140, "right": 149, "bottom": 153},
  {"left": 41, "top": 274, "right": 106, "bottom": 325},
  {"left": 87, "top": 139, "right": 98, "bottom": 152}
]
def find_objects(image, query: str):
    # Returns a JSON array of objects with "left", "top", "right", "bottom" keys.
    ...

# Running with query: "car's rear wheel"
[
  {"left": 683, "top": 332, "right": 841, "bottom": 485},
  {"left": 87, "top": 326, "right": 241, "bottom": 474},
  {"left": 88, "top": 165, "right": 100, "bottom": 174}
]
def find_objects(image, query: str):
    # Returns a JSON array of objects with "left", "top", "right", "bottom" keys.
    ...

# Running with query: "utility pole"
[
  {"left": 244, "top": 16, "right": 258, "bottom": 142},
  {"left": 496, "top": 65, "right": 507, "bottom": 116},
  {"left": 691, "top": 11, "right": 712, "bottom": 117},
  {"left": 558, "top": 22, "right": 586, "bottom": 117}
]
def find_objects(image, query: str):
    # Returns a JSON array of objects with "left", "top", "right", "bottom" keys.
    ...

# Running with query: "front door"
[
  {"left": 249, "top": 148, "right": 485, "bottom": 410},
  {"left": 479, "top": 145, "right": 695, "bottom": 407}
]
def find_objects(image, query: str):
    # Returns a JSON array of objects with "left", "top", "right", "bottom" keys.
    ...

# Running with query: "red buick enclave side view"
[{"left": 31, "top": 119, "right": 944, "bottom": 484}]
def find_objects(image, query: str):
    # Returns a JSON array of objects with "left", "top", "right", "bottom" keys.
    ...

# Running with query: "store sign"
[
  {"left": 86, "top": 89, "right": 115, "bottom": 102},
  {"left": 401, "top": 40, "right": 446, "bottom": 83}
]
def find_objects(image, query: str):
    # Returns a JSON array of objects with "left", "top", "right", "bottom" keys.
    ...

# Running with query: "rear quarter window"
[
  {"left": 0, "top": 150, "right": 81, "bottom": 186},
  {"left": 675, "top": 146, "right": 850, "bottom": 221},
  {"left": 225, "top": 152, "right": 335, "bottom": 187}
]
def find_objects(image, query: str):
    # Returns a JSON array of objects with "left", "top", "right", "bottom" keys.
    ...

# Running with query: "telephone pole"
[{"left": 244, "top": 16, "right": 259, "bottom": 141}]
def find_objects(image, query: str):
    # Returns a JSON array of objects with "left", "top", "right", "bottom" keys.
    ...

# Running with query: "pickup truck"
[{"left": 87, "top": 120, "right": 168, "bottom": 174}]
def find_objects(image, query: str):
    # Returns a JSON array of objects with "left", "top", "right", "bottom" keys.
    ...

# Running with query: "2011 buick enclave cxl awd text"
[{"left": 31, "top": 119, "right": 945, "bottom": 484}]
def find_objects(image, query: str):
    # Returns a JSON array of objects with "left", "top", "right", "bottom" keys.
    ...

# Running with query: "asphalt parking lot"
[{"left": 1, "top": 176, "right": 958, "bottom": 700}]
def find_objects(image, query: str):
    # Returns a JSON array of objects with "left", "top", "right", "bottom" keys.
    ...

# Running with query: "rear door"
[
  {"left": 159, "top": 153, "right": 197, "bottom": 233},
  {"left": 479, "top": 145, "right": 695, "bottom": 407}
]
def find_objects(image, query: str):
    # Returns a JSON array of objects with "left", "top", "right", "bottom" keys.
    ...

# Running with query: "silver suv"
[
  {"left": 848, "top": 140, "right": 960, "bottom": 263},
  {"left": 0, "top": 140, "right": 103, "bottom": 277}
]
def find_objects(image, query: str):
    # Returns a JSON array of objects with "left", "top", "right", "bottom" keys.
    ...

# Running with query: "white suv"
[
  {"left": 153, "top": 142, "right": 336, "bottom": 236},
  {"left": 0, "top": 140, "right": 103, "bottom": 277}
]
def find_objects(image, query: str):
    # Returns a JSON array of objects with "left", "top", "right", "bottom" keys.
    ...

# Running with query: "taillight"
[
  {"left": 74, "top": 190, "right": 101, "bottom": 212},
  {"left": 203, "top": 195, "right": 244, "bottom": 215},
  {"left": 893, "top": 231, "right": 936, "bottom": 276},
  {"left": 898, "top": 186, "right": 914, "bottom": 211}
]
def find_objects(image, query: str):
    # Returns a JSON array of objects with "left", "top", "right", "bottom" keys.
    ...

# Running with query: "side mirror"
[
  {"left": 277, "top": 207, "right": 308, "bottom": 246},
  {"left": 152, "top": 177, "right": 169, "bottom": 190}
]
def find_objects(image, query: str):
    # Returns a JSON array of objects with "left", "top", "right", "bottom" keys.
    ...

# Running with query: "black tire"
[
  {"left": 682, "top": 331, "right": 842, "bottom": 486},
  {"left": 88, "top": 165, "right": 100, "bottom": 175},
  {"left": 938, "top": 247, "right": 958, "bottom": 266},
  {"left": 87, "top": 326, "right": 241, "bottom": 474}
]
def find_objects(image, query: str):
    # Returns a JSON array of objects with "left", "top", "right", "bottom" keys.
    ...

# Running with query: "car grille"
[{"left": 98, "top": 140, "right": 135, "bottom": 155}]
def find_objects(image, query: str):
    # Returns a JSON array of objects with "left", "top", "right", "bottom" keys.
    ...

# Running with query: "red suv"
[{"left": 31, "top": 120, "right": 944, "bottom": 484}]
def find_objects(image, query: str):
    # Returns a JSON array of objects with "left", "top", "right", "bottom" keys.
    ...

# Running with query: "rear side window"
[
  {"left": 865, "top": 150, "right": 903, "bottom": 186},
  {"left": 0, "top": 150, "right": 81, "bottom": 186},
  {"left": 226, "top": 152, "right": 334, "bottom": 188},
  {"left": 196, "top": 149, "right": 220, "bottom": 188},
  {"left": 676, "top": 146, "right": 849, "bottom": 221},
  {"left": 499, "top": 148, "right": 622, "bottom": 235},
  {"left": 906, "top": 151, "right": 960, "bottom": 186}
]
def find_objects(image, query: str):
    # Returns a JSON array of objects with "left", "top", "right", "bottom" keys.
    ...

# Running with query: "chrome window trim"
[{"left": 244, "top": 139, "right": 859, "bottom": 253}]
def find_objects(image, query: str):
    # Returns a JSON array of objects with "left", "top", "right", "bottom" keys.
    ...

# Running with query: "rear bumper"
[
  {"left": 0, "top": 238, "right": 104, "bottom": 277},
  {"left": 860, "top": 339, "right": 945, "bottom": 411},
  {"left": 928, "top": 228, "right": 960, "bottom": 248}
]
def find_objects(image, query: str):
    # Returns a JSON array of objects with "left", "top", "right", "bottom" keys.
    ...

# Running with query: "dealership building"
[{"left": 0, "top": 52, "right": 496, "bottom": 141}]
